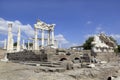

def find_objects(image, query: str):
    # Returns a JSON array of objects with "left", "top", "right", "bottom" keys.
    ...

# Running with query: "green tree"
[
  {"left": 25, "top": 43, "right": 33, "bottom": 48},
  {"left": 114, "top": 45, "right": 120, "bottom": 53},
  {"left": 13, "top": 42, "right": 17, "bottom": 46},
  {"left": 109, "top": 36, "right": 117, "bottom": 44},
  {"left": 83, "top": 37, "right": 94, "bottom": 50}
]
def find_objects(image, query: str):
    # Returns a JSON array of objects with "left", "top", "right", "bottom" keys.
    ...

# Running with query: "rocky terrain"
[{"left": 0, "top": 60, "right": 120, "bottom": 80}]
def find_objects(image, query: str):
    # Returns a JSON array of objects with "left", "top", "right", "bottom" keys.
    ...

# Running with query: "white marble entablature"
[
  {"left": 34, "top": 20, "right": 55, "bottom": 30},
  {"left": 92, "top": 33, "right": 116, "bottom": 53}
]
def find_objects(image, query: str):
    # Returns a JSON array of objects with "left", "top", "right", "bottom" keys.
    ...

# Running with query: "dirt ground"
[{"left": 0, "top": 61, "right": 120, "bottom": 80}]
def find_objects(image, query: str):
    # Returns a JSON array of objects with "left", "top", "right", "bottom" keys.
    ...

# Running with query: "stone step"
[
  {"left": 38, "top": 67, "right": 66, "bottom": 72},
  {"left": 40, "top": 63, "right": 60, "bottom": 67}
]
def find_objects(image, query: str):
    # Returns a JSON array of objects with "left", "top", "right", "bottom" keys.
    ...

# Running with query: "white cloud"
[
  {"left": 0, "top": 40, "right": 4, "bottom": 44},
  {"left": 55, "top": 34, "right": 69, "bottom": 44},
  {"left": 96, "top": 27, "right": 102, "bottom": 33},
  {"left": 95, "top": 24, "right": 106, "bottom": 34},
  {"left": 110, "top": 34, "right": 120, "bottom": 39},
  {"left": 86, "top": 21, "right": 92, "bottom": 24},
  {"left": 84, "top": 34, "right": 94, "bottom": 39},
  {"left": 55, "top": 34, "right": 80, "bottom": 48},
  {"left": 0, "top": 18, "right": 34, "bottom": 38}
]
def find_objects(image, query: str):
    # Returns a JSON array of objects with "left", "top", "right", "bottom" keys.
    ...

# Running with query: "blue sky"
[{"left": 0, "top": 0, "right": 120, "bottom": 47}]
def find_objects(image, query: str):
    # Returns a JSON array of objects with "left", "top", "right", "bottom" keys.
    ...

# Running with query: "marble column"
[
  {"left": 41, "top": 29, "right": 44, "bottom": 47},
  {"left": 4, "top": 39, "right": 7, "bottom": 49},
  {"left": 11, "top": 38, "right": 14, "bottom": 52},
  {"left": 28, "top": 40, "right": 30, "bottom": 50},
  {"left": 22, "top": 40, "right": 25, "bottom": 49},
  {"left": 32, "top": 40, "right": 34, "bottom": 50},
  {"left": 7, "top": 23, "right": 13, "bottom": 52},
  {"left": 47, "top": 30, "right": 50, "bottom": 46},
  {"left": 55, "top": 40, "right": 58, "bottom": 48},
  {"left": 51, "top": 29, "right": 55, "bottom": 45},
  {"left": 17, "top": 26, "right": 21, "bottom": 51},
  {"left": 34, "top": 28, "right": 38, "bottom": 50}
]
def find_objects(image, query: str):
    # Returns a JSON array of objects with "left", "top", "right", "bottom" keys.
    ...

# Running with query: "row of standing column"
[{"left": 34, "top": 28, "right": 55, "bottom": 50}]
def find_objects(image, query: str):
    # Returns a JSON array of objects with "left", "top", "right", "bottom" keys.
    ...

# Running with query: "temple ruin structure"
[
  {"left": 4, "top": 19, "right": 58, "bottom": 52},
  {"left": 92, "top": 33, "right": 117, "bottom": 53},
  {"left": 34, "top": 20, "right": 56, "bottom": 50}
]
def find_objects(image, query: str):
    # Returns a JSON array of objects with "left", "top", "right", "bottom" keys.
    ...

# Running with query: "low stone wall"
[
  {"left": 7, "top": 49, "right": 92, "bottom": 63},
  {"left": 94, "top": 52, "right": 117, "bottom": 62},
  {"left": 7, "top": 50, "right": 41, "bottom": 61}
]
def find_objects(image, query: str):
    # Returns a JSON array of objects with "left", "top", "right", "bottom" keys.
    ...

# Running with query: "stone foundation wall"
[
  {"left": 93, "top": 52, "right": 117, "bottom": 62},
  {"left": 7, "top": 49, "right": 92, "bottom": 63},
  {"left": 7, "top": 50, "right": 41, "bottom": 61}
]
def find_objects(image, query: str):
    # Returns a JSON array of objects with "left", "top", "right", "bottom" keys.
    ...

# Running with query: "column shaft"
[
  {"left": 7, "top": 23, "right": 13, "bottom": 52},
  {"left": 28, "top": 40, "right": 30, "bottom": 50},
  {"left": 17, "top": 26, "right": 21, "bottom": 51},
  {"left": 4, "top": 39, "right": 7, "bottom": 49},
  {"left": 47, "top": 30, "right": 50, "bottom": 45},
  {"left": 51, "top": 30, "right": 54, "bottom": 45},
  {"left": 34, "top": 28, "right": 38, "bottom": 50},
  {"left": 22, "top": 40, "right": 25, "bottom": 49},
  {"left": 41, "top": 29, "right": 44, "bottom": 47}
]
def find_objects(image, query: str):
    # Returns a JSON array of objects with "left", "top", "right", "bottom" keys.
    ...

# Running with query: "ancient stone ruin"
[{"left": 0, "top": 19, "right": 120, "bottom": 80}]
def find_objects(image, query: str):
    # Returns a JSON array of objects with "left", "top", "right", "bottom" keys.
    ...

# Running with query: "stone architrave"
[{"left": 17, "top": 26, "right": 21, "bottom": 51}]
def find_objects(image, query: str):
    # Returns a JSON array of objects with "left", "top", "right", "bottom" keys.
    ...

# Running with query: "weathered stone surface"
[{"left": 60, "top": 61, "right": 73, "bottom": 70}]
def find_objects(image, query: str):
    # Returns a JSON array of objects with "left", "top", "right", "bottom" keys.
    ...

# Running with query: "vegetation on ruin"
[
  {"left": 109, "top": 36, "right": 117, "bottom": 44},
  {"left": 25, "top": 43, "right": 33, "bottom": 47},
  {"left": 114, "top": 45, "right": 120, "bottom": 54},
  {"left": 13, "top": 42, "right": 17, "bottom": 46},
  {"left": 83, "top": 37, "right": 94, "bottom": 50}
]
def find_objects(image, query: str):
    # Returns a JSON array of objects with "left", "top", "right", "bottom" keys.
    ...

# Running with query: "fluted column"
[
  {"left": 55, "top": 40, "right": 58, "bottom": 48},
  {"left": 51, "top": 29, "right": 54, "bottom": 45},
  {"left": 22, "top": 39, "right": 25, "bottom": 49},
  {"left": 47, "top": 30, "right": 50, "bottom": 46},
  {"left": 11, "top": 38, "right": 14, "bottom": 52},
  {"left": 7, "top": 23, "right": 13, "bottom": 52},
  {"left": 41, "top": 29, "right": 44, "bottom": 47},
  {"left": 4, "top": 39, "right": 7, "bottom": 49},
  {"left": 17, "top": 26, "right": 21, "bottom": 51},
  {"left": 28, "top": 40, "right": 30, "bottom": 50},
  {"left": 34, "top": 28, "right": 38, "bottom": 50},
  {"left": 32, "top": 40, "right": 34, "bottom": 50}
]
